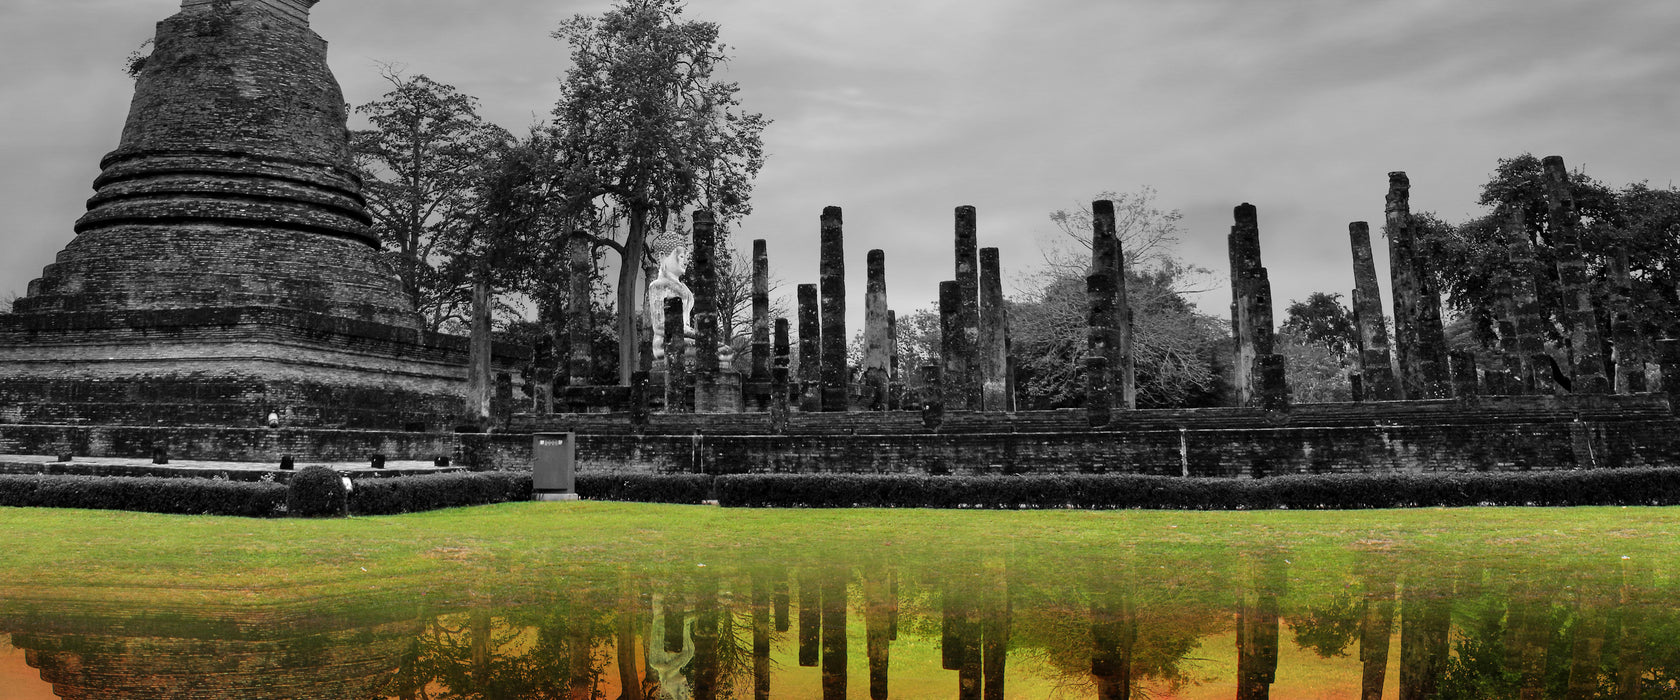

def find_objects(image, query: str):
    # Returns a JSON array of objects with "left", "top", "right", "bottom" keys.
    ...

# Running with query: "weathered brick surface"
[
  {"left": 498, "top": 395, "right": 1680, "bottom": 475},
  {"left": 0, "top": 2, "right": 522, "bottom": 430},
  {"left": 3, "top": 396, "right": 1674, "bottom": 477}
]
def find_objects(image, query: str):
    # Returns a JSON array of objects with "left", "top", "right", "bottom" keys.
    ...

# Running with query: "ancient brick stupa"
[{"left": 0, "top": 0, "right": 519, "bottom": 430}]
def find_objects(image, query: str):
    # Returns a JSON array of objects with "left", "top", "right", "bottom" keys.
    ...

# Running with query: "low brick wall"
[{"left": 1, "top": 395, "right": 1673, "bottom": 478}]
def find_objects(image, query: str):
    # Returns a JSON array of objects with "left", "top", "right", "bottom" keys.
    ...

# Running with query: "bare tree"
[{"left": 1012, "top": 187, "right": 1225, "bottom": 408}]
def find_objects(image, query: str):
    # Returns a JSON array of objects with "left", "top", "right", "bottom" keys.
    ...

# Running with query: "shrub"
[
  {"left": 287, "top": 466, "right": 347, "bottom": 518},
  {"left": 712, "top": 468, "right": 1680, "bottom": 510},
  {"left": 0, "top": 474, "right": 285, "bottom": 517},
  {"left": 349, "top": 471, "right": 532, "bottom": 515},
  {"left": 576, "top": 472, "right": 714, "bottom": 504}
]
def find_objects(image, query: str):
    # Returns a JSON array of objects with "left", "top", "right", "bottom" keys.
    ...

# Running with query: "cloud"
[{"left": 2, "top": 0, "right": 1677, "bottom": 337}]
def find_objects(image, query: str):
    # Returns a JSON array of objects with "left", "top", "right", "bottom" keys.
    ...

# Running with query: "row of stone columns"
[
  {"left": 712, "top": 201, "right": 1007, "bottom": 411},
  {"left": 937, "top": 206, "right": 1013, "bottom": 413},
  {"left": 1346, "top": 157, "right": 1647, "bottom": 402}
]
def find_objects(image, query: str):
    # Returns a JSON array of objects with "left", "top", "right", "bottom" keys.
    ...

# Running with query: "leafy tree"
[
  {"left": 1276, "top": 331, "right": 1351, "bottom": 403},
  {"left": 451, "top": 134, "right": 552, "bottom": 420},
  {"left": 1275, "top": 292, "right": 1357, "bottom": 402},
  {"left": 352, "top": 71, "right": 505, "bottom": 332},
  {"left": 1419, "top": 155, "right": 1627, "bottom": 347},
  {"left": 1280, "top": 292, "right": 1357, "bottom": 363},
  {"left": 551, "top": 0, "right": 769, "bottom": 384}
]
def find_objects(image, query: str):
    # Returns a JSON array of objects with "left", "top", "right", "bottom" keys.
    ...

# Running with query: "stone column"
[
  {"left": 955, "top": 206, "right": 983, "bottom": 409},
  {"left": 690, "top": 211, "right": 722, "bottom": 411},
  {"left": 887, "top": 310, "right": 903, "bottom": 410},
  {"left": 1385, "top": 172, "right": 1451, "bottom": 399},
  {"left": 1657, "top": 339, "right": 1680, "bottom": 406},
  {"left": 1090, "top": 201, "right": 1133, "bottom": 410},
  {"left": 1608, "top": 247, "right": 1646, "bottom": 393},
  {"left": 1450, "top": 350, "right": 1480, "bottom": 400},
  {"left": 665, "top": 297, "right": 690, "bottom": 413},
  {"left": 466, "top": 271, "right": 492, "bottom": 423},
  {"left": 1229, "top": 203, "right": 1287, "bottom": 409},
  {"left": 772, "top": 317, "right": 791, "bottom": 429},
  {"left": 749, "top": 239, "right": 773, "bottom": 407},
  {"left": 797, "top": 283, "right": 822, "bottom": 412},
  {"left": 1504, "top": 206, "right": 1548, "bottom": 393},
  {"left": 1542, "top": 155, "right": 1611, "bottom": 394},
  {"left": 1485, "top": 261, "right": 1519, "bottom": 396},
  {"left": 1085, "top": 272, "right": 1116, "bottom": 420},
  {"left": 940, "top": 280, "right": 970, "bottom": 411},
  {"left": 979, "top": 248, "right": 1010, "bottom": 411},
  {"left": 921, "top": 364, "right": 944, "bottom": 429},
  {"left": 492, "top": 371, "right": 513, "bottom": 427},
  {"left": 630, "top": 370, "right": 651, "bottom": 426},
  {"left": 1085, "top": 355, "right": 1110, "bottom": 427},
  {"left": 863, "top": 249, "right": 891, "bottom": 411},
  {"left": 820, "top": 206, "right": 849, "bottom": 411},
  {"left": 1348, "top": 222, "right": 1398, "bottom": 400},
  {"left": 567, "top": 232, "right": 595, "bottom": 387}
]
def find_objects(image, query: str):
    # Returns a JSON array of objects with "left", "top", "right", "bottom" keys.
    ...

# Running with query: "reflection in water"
[
  {"left": 1236, "top": 554, "right": 1284, "bottom": 700},
  {"left": 649, "top": 593, "right": 694, "bottom": 700},
  {"left": 7, "top": 553, "right": 1680, "bottom": 698}
]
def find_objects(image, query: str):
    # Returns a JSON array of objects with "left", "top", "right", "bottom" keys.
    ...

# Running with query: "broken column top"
[{"left": 183, "top": 0, "right": 319, "bottom": 26}]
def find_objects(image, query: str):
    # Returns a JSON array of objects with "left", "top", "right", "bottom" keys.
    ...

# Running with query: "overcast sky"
[{"left": 3, "top": 0, "right": 1677, "bottom": 326}]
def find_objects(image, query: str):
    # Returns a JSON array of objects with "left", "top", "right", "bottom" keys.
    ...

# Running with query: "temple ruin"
[
  {"left": 0, "top": 0, "right": 525, "bottom": 432},
  {"left": 0, "top": 0, "right": 1676, "bottom": 478}
]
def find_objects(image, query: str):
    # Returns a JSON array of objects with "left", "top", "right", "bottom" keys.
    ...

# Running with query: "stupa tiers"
[{"left": 0, "top": 0, "right": 524, "bottom": 430}]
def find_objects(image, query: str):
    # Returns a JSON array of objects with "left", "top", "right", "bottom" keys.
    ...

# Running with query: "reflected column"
[
  {"left": 864, "top": 566, "right": 894, "bottom": 700},
  {"left": 821, "top": 567, "right": 849, "bottom": 700}
]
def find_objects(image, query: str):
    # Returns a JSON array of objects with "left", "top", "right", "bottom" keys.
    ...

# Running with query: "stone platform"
[{"left": 0, "top": 454, "right": 459, "bottom": 483}]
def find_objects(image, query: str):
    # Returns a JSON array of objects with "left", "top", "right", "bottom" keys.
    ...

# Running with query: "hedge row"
[
  {"left": 349, "top": 471, "right": 532, "bottom": 515},
  {"left": 0, "top": 473, "right": 286, "bottom": 517},
  {"left": 10, "top": 468, "right": 1680, "bottom": 516},
  {"left": 0, "top": 470, "right": 534, "bottom": 518},
  {"left": 576, "top": 472, "right": 714, "bottom": 504},
  {"left": 711, "top": 468, "right": 1680, "bottom": 509}
]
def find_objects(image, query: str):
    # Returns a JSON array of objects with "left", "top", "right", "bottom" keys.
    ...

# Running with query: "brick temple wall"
[
  {"left": 1, "top": 395, "right": 1673, "bottom": 477},
  {"left": 0, "top": 307, "right": 530, "bottom": 430}
]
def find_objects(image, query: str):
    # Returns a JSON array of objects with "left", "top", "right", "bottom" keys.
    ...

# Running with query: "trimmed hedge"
[
  {"left": 349, "top": 471, "right": 532, "bottom": 515},
  {"left": 576, "top": 473, "right": 715, "bottom": 504},
  {"left": 713, "top": 469, "right": 1680, "bottom": 509},
  {"left": 287, "top": 466, "right": 347, "bottom": 517},
  {"left": 0, "top": 473, "right": 285, "bottom": 517}
]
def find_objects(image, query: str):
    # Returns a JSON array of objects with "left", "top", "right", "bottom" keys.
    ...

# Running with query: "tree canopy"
[
  {"left": 551, "top": 0, "right": 768, "bottom": 384},
  {"left": 352, "top": 71, "right": 507, "bottom": 332}
]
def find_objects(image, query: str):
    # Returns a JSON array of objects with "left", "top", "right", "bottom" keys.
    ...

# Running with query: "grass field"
[{"left": 0, "top": 501, "right": 1671, "bottom": 598}]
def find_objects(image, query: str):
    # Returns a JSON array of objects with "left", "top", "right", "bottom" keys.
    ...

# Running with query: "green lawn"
[{"left": 0, "top": 502, "right": 1671, "bottom": 601}]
